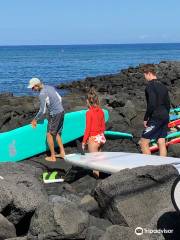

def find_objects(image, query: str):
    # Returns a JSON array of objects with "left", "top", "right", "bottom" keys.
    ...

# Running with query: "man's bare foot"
[
  {"left": 45, "top": 156, "right": 56, "bottom": 162},
  {"left": 55, "top": 153, "right": 65, "bottom": 159}
]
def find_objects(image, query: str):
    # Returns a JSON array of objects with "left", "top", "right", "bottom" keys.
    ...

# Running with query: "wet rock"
[
  {"left": 80, "top": 195, "right": 99, "bottom": 214},
  {"left": 0, "top": 163, "right": 47, "bottom": 228},
  {"left": 49, "top": 193, "right": 81, "bottom": 206},
  {"left": 0, "top": 92, "right": 13, "bottom": 98},
  {"left": 45, "top": 182, "right": 76, "bottom": 196},
  {"left": 85, "top": 226, "right": 104, "bottom": 240},
  {"left": 99, "top": 225, "right": 137, "bottom": 240},
  {"left": 103, "top": 138, "right": 139, "bottom": 154},
  {"left": 120, "top": 100, "right": 137, "bottom": 121},
  {"left": 5, "top": 237, "right": 27, "bottom": 240},
  {"left": 106, "top": 95, "right": 126, "bottom": 108},
  {"left": 0, "top": 162, "right": 43, "bottom": 179},
  {"left": 168, "top": 144, "right": 180, "bottom": 158},
  {"left": 71, "top": 175, "right": 98, "bottom": 196},
  {"left": 0, "top": 182, "right": 13, "bottom": 213},
  {"left": 28, "top": 199, "right": 89, "bottom": 240},
  {"left": 0, "top": 214, "right": 16, "bottom": 239},
  {"left": 94, "top": 165, "right": 178, "bottom": 227},
  {"left": 89, "top": 215, "right": 112, "bottom": 231},
  {"left": 0, "top": 96, "right": 38, "bottom": 132}
]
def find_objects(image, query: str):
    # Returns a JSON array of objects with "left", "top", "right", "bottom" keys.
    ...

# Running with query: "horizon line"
[{"left": 0, "top": 42, "right": 180, "bottom": 47}]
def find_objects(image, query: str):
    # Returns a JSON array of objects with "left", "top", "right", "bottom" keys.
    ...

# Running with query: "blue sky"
[{"left": 0, "top": 0, "right": 180, "bottom": 45}]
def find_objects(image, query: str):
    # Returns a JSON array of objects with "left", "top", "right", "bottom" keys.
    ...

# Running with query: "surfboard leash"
[
  {"left": 130, "top": 138, "right": 141, "bottom": 153},
  {"left": 76, "top": 139, "right": 85, "bottom": 155}
]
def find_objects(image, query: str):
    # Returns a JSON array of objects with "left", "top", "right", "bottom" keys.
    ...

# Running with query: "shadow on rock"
[{"left": 157, "top": 211, "right": 180, "bottom": 240}]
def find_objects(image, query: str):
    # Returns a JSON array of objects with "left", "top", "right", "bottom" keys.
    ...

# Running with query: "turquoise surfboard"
[
  {"left": 0, "top": 109, "right": 109, "bottom": 162},
  {"left": 151, "top": 131, "right": 180, "bottom": 145},
  {"left": 166, "top": 131, "right": 180, "bottom": 139},
  {"left": 170, "top": 107, "right": 180, "bottom": 114},
  {"left": 104, "top": 131, "right": 133, "bottom": 139},
  {"left": 170, "top": 114, "right": 180, "bottom": 121}
]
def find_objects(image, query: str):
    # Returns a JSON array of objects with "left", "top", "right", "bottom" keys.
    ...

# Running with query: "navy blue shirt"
[{"left": 144, "top": 80, "right": 170, "bottom": 121}]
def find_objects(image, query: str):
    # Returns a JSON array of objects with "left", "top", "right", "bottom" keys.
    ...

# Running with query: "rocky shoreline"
[
  {"left": 1, "top": 162, "right": 180, "bottom": 240},
  {"left": 0, "top": 61, "right": 180, "bottom": 239}
]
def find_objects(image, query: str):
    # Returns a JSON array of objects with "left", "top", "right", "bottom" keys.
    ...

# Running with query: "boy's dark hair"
[{"left": 141, "top": 64, "right": 157, "bottom": 75}]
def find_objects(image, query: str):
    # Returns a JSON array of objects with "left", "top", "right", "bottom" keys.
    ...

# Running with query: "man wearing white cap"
[{"left": 28, "top": 78, "right": 65, "bottom": 161}]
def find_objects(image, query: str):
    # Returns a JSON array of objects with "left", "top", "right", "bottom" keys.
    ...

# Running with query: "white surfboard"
[{"left": 65, "top": 152, "right": 180, "bottom": 174}]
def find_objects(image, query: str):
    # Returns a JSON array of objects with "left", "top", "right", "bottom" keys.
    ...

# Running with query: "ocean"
[{"left": 0, "top": 43, "right": 180, "bottom": 96}]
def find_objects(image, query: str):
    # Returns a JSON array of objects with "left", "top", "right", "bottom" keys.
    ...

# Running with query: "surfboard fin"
[{"left": 42, "top": 171, "right": 64, "bottom": 184}]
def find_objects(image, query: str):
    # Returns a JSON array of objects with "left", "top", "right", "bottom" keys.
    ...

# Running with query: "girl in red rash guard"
[{"left": 82, "top": 88, "right": 106, "bottom": 177}]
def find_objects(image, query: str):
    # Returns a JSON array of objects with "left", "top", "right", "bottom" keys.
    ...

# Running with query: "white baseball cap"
[{"left": 27, "top": 78, "right": 41, "bottom": 89}]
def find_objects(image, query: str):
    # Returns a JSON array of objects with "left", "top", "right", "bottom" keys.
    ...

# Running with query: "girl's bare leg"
[{"left": 88, "top": 141, "right": 100, "bottom": 178}]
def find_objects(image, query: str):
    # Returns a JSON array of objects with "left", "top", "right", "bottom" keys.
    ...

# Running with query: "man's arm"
[{"left": 31, "top": 93, "right": 47, "bottom": 127}]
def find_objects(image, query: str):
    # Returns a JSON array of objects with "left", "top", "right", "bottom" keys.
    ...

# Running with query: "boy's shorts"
[
  {"left": 48, "top": 111, "right": 64, "bottom": 136},
  {"left": 141, "top": 119, "right": 168, "bottom": 140}
]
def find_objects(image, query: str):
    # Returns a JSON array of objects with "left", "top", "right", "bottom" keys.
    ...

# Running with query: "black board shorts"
[
  {"left": 47, "top": 111, "right": 64, "bottom": 136},
  {"left": 141, "top": 119, "right": 169, "bottom": 140}
]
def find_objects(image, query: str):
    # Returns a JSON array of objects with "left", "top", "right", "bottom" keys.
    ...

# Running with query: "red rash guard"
[{"left": 83, "top": 106, "right": 106, "bottom": 144}]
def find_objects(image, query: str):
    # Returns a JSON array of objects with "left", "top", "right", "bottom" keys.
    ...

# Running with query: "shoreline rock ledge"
[{"left": 0, "top": 162, "right": 180, "bottom": 240}]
